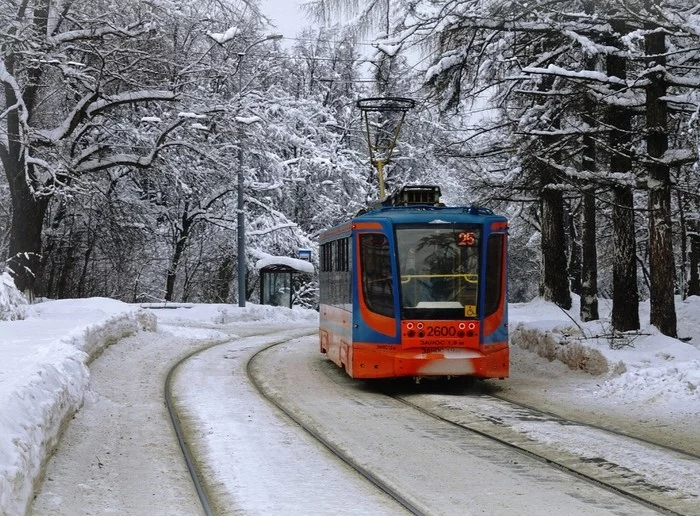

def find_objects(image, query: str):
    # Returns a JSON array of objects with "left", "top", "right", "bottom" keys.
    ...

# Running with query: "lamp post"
[{"left": 237, "top": 34, "right": 283, "bottom": 307}]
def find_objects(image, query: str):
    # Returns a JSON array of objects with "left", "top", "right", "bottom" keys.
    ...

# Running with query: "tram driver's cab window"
[
  {"left": 359, "top": 233, "right": 394, "bottom": 317},
  {"left": 396, "top": 225, "right": 480, "bottom": 319}
]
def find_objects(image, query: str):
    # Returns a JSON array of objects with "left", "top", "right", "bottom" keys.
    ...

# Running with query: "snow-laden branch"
[
  {"left": 0, "top": 58, "right": 29, "bottom": 126},
  {"left": 663, "top": 70, "right": 700, "bottom": 89},
  {"left": 47, "top": 21, "right": 155, "bottom": 46},
  {"left": 72, "top": 119, "right": 185, "bottom": 174},
  {"left": 246, "top": 196, "right": 295, "bottom": 227},
  {"left": 235, "top": 116, "right": 262, "bottom": 125},
  {"left": 35, "top": 91, "right": 98, "bottom": 143},
  {"left": 36, "top": 90, "right": 177, "bottom": 144},
  {"left": 87, "top": 90, "right": 178, "bottom": 117},
  {"left": 561, "top": 29, "right": 620, "bottom": 56},
  {"left": 521, "top": 65, "right": 639, "bottom": 88},
  {"left": 208, "top": 26, "right": 239, "bottom": 45},
  {"left": 247, "top": 223, "right": 298, "bottom": 237},
  {"left": 73, "top": 150, "right": 167, "bottom": 173},
  {"left": 661, "top": 92, "right": 700, "bottom": 110},
  {"left": 659, "top": 148, "right": 696, "bottom": 166}
]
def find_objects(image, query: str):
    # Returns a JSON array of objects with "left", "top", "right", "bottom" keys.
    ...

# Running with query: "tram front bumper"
[{"left": 351, "top": 344, "right": 509, "bottom": 379}]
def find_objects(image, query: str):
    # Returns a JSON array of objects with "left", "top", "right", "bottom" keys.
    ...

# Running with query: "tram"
[{"left": 318, "top": 185, "right": 509, "bottom": 380}]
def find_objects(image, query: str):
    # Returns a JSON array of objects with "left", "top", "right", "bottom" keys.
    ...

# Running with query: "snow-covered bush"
[
  {"left": 511, "top": 324, "right": 609, "bottom": 375},
  {"left": 558, "top": 342, "right": 609, "bottom": 376},
  {"left": 0, "top": 272, "right": 28, "bottom": 321}
]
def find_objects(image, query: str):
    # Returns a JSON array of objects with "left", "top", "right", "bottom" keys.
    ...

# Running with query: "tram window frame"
[
  {"left": 484, "top": 233, "right": 505, "bottom": 316},
  {"left": 321, "top": 243, "right": 331, "bottom": 272},
  {"left": 359, "top": 233, "right": 395, "bottom": 318},
  {"left": 319, "top": 237, "right": 351, "bottom": 307}
]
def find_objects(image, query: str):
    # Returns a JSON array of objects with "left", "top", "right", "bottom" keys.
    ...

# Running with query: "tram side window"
[
  {"left": 320, "top": 238, "right": 351, "bottom": 307},
  {"left": 334, "top": 238, "right": 350, "bottom": 306},
  {"left": 484, "top": 233, "right": 505, "bottom": 316},
  {"left": 322, "top": 242, "right": 335, "bottom": 273},
  {"left": 360, "top": 233, "right": 394, "bottom": 317}
]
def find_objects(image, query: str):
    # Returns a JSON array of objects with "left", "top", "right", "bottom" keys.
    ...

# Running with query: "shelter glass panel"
[{"left": 263, "top": 272, "right": 291, "bottom": 307}]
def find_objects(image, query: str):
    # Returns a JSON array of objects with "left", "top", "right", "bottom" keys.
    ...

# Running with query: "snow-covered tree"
[
  {"left": 0, "top": 0, "right": 197, "bottom": 295},
  {"left": 395, "top": 0, "right": 700, "bottom": 337}
]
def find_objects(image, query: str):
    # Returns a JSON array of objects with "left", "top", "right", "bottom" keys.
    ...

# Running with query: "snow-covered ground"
[{"left": 1, "top": 277, "right": 698, "bottom": 514}]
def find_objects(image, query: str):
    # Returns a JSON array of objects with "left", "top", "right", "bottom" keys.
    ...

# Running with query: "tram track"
[
  {"left": 165, "top": 335, "right": 233, "bottom": 516},
  {"left": 489, "top": 393, "right": 700, "bottom": 461},
  {"left": 248, "top": 339, "right": 694, "bottom": 515},
  {"left": 167, "top": 334, "right": 697, "bottom": 515},
  {"left": 246, "top": 341, "right": 423, "bottom": 516},
  {"left": 388, "top": 391, "right": 697, "bottom": 516},
  {"left": 164, "top": 328, "right": 319, "bottom": 516}
]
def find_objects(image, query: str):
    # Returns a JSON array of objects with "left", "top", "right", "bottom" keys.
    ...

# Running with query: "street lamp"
[{"left": 237, "top": 34, "right": 283, "bottom": 307}]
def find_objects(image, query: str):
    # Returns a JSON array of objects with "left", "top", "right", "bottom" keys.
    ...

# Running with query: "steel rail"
[
  {"left": 165, "top": 338, "right": 234, "bottom": 516},
  {"left": 390, "top": 393, "right": 688, "bottom": 516},
  {"left": 164, "top": 328, "right": 318, "bottom": 516},
  {"left": 247, "top": 342, "right": 423, "bottom": 516},
  {"left": 490, "top": 393, "right": 700, "bottom": 460}
]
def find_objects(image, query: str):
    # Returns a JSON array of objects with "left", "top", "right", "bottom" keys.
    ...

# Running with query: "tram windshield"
[{"left": 396, "top": 225, "right": 480, "bottom": 319}]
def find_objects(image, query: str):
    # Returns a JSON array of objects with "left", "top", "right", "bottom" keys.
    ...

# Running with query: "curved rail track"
[
  {"left": 164, "top": 330, "right": 318, "bottom": 516},
  {"left": 165, "top": 337, "right": 233, "bottom": 516},
  {"left": 386, "top": 391, "right": 697, "bottom": 516},
  {"left": 254, "top": 339, "right": 698, "bottom": 516},
  {"left": 246, "top": 341, "right": 423, "bottom": 515},
  {"left": 168, "top": 335, "right": 698, "bottom": 516},
  {"left": 489, "top": 392, "right": 700, "bottom": 461}
]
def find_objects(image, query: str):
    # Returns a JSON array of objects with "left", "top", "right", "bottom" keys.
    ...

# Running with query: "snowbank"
[
  {"left": 0, "top": 299, "right": 317, "bottom": 515},
  {"left": 0, "top": 272, "right": 27, "bottom": 321},
  {"left": 510, "top": 295, "right": 700, "bottom": 407},
  {"left": 0, "top": 299, "right": 155, "bottom": 515}
]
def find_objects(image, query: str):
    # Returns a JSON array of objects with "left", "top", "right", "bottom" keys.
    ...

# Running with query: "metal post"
[
  {"left": 237, "top": 76, "right": 245, "bottom": 306},
  {"left": 236, "top": 34, "right": 283, "bottom": 308}
]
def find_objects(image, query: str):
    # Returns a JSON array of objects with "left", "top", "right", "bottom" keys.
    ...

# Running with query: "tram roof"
[
  {"left": 319, "top": 205, "right": 507, "bottom": 241},
  {"left": 356, "top": 205, "right": 507, "bottom": 224}
]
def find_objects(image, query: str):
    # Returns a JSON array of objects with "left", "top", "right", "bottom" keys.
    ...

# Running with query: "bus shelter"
[{"left": 255, "top": 255, "right": 314, "bottom": 308}]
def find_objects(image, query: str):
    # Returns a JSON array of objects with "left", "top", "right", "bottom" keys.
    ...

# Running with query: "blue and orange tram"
[{"left": 318, "top": 185, "right": 509, "bottom": 380}]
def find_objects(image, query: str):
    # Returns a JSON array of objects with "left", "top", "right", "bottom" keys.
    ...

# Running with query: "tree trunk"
[
  {"left": 215, "top": 256, "right": 234, "bottom": 302},
  {"left": 540, "top": 173, "right": 572, "bottom": 309},
  {"left": 689, "top": 229, "right": 700, "bottom": 297},
  {"left": 579, "top": 13, "right": 599, "bottom": 322},
  {"left": 607, "top": 20, "right": 640, "bottom": 332},
  {"left": 611, "top": 186, "right": 640, "bottom": 331},
  {"left": 580, "top": 188, "right": 599, "bottom": 321},
  {"left": 165, "top": 237, "right": 185, "bottom": 302},
  {"left": 165, "top": 203, "right": 193, "bottom": 302},
  {"left": 645, "top": 23, "right": 678, "bottom": 337},
  {"left": 6, "top": 164, "right": 49, "bottom": 297},
  {"left": 568, "top": 204, "right": 582, "bottom": 296},
  {"left": 2, "top": 4, "right": 51, "bottom": 298}
]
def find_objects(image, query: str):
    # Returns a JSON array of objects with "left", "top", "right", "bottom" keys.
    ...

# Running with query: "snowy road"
[{"left": 30, "top": 309, "right": 699, "bottom": 515}]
